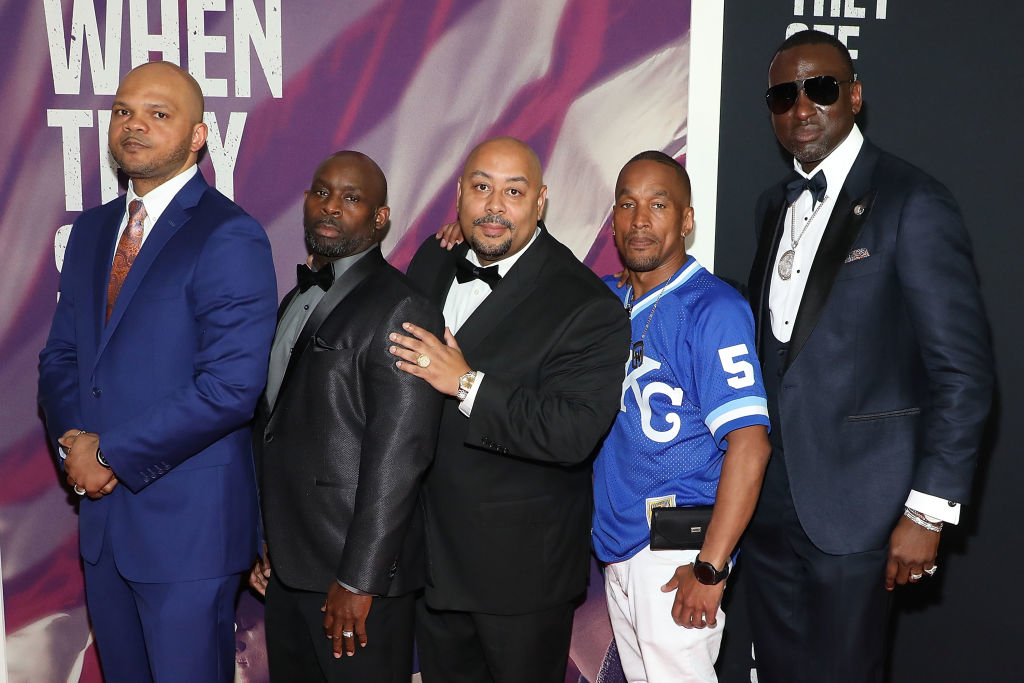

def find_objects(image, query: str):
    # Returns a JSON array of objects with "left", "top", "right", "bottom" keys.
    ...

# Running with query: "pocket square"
[{"left": 844, "top": 248, "right": 870, "bottom": 264}]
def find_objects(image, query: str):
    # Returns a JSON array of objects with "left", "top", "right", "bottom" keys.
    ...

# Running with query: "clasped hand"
[{"left": 59, "top": 429, "right": 117, "bottom": 498}]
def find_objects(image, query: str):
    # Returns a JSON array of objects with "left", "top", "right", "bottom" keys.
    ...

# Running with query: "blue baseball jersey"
[{"left": 592, "top": 257, "right": 770, "bottom": 563}]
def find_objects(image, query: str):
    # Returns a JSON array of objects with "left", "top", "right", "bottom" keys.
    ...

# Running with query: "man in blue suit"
[
  {"left": 38, "top": 61, "right": 278, "bottom": 682},
  {"left": 743, "top": 31, "right": 994, "bottom": 682}
]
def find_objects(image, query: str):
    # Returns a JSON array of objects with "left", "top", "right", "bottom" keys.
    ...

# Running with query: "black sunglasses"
[{"left": 765, "top": 75, "right": 857, "bottom": 114}]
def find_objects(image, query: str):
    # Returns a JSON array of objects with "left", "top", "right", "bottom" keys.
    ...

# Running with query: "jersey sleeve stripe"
[{"left": 706, "top": 398, "right": 770, "bottom": 442}]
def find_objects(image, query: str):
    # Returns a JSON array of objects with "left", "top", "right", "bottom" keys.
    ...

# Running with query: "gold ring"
[
  {"left": 416, "top": 354, "right": 431, "bottom": 368},
  {"left": 73, "top": 484, "right": 86, "bottom": 496}
]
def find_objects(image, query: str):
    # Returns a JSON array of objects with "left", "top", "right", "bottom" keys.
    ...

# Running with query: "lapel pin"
[{"left": 853, "top": 204, "right": 865, "bottom": 215}]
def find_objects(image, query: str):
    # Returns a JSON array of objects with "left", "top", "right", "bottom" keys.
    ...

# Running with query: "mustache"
[
  {"left": 311, "top": 217, "right": 339, "bottom": 229},
  {"left": 119, "top": 134, "right": 149, "bottom": 146},
  {"left": 473, "top": 214, "right": 514, "bottom": 230},
  {"left": 624, "top": 228, "right": 657, "bottom": 240}
]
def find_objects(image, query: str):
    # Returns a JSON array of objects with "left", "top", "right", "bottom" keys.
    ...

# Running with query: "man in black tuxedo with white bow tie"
[
  {"left": 743, "top": 30, "right": 994, "bottom": 683},
  {"left": 390, "top": 136, "right": 629, "bottom": 683}
]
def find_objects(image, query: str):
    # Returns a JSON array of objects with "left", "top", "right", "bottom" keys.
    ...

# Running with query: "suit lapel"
[
  {"left": 272, "top": 247, "right": 385, "bottom": 413},
  {"left": 453, "top": 227, "right": 550, "bottom": 357},
  {"left": 749, "top": 189, "right": 788, "bottom": 357},
  {"left": 97, "top": 172, "right": 209, "bottom": 362},
  {"left": 786, "top": 145, "right": 879, "bottom": 369},
  {"left": 423, "top": 243, "right": 462, "bottom": 305}
]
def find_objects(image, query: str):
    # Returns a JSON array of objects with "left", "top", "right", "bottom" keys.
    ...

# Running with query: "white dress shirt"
[
  {"left": 112, "top": 165, "right": 199, "bottom": 264},
  {"left": 766, "top": 125, "right": 958, "bottom": 524},
  {"left": 768, "top": 126, "right": 862, "bottom": 342},
  {"left": 444, "top": 227, "right": 541, "bottom": 416}
]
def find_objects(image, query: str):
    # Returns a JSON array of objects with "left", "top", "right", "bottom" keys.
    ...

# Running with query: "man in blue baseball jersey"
[{"left": 592, "top": 152, "right": 772, "bottom": 682}]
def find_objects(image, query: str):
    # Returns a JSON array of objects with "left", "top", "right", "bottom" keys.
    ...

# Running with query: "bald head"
[
  {"left": 457, "top": 137, "right": 547, "bottom": 265},
  {"left": 119, "top": 61, "right": 205, "bottom": 125},
  {"left": 303, "top": 150, "right": 391, "bottom": 267},
  {"left": 316, "top": 151, "right": 388, "bottom": 207},
  {"left": 108, "top": 61, "right": 209, "bottom": 196},
  {"left": 463, "top": 136, "right": 543, "bottom": 186}
]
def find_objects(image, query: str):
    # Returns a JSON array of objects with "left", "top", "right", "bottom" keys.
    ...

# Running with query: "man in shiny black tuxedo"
[
  {"left": 743, "top": 31, "right": 993, "bottom": 682},
  {"left": 389, "top": 137, "right": 630, "bottom": 682},
  {"left": 250, "top": 152, "right": 444, "bottom": 682}
]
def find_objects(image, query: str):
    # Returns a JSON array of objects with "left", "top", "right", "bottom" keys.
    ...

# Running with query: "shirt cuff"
[
  {"left": 457, "top": 371, "right": 485, "bottom": 418},
  {"left": 335, "top": 579, "right": 374, "bottom": 596},
  {"left": 906, "top": 490, "right": 960, "bottom": 524}
]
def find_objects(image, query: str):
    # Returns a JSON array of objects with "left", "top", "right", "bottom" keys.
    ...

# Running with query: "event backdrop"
[{"left": 0, "top": 1, "right": 725, "bottom": 681}]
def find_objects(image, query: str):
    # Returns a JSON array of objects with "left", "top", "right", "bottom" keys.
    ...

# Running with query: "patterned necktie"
[{"left": 106, "top": 199, "right": 147, "bottom": 322}]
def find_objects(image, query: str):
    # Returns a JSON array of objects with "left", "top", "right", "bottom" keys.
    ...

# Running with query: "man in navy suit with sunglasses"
[{"left": 742, "top": 30, "right": 993, "bottom": 682}]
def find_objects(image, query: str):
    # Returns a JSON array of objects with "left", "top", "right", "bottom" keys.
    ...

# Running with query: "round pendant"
[{"left": 777, "top": 249, "right": 795, "bottom": 280}]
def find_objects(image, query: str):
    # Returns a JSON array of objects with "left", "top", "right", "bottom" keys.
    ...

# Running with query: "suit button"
[
  {"left": 92, "top": 387, "right": 102, "bottom": 397},
  {"left": 265, "top": 433, "right": 274, "bottom": 443}
]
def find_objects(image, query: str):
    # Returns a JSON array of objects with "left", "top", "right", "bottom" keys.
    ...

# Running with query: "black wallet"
[{"left": 650, "top": 505, "right": 714, "bottom": 550}]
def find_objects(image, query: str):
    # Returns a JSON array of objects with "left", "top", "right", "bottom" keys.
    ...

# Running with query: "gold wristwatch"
[{"left": 457, "top": 370, "right": 478, "bottom": 401}]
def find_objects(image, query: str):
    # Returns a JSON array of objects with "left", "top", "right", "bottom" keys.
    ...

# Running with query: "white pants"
[{"left": 604, "top": 545, "right": 724, "bottom": 683}]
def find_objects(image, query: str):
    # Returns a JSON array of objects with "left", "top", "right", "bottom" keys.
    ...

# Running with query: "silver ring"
[
  {"left": 910, "top": 572, "right": 923, "bottom": 580},
  {"left": 341, "top": 630, "right": 354, "bottom": 638},
  {"left": 73, "top": 484, "right": 86, "bottom": 496},
  {"left": 416, "top": 353, "right": 431, "bottom": 368},
  {"left": 924, "top": 565, "right": 938, "bottom": 576}
]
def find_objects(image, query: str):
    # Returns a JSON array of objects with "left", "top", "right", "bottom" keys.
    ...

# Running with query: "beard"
[
  {"left": 791, "top": 141, "right": 830, "bottom": 168},
  {"left": 468, "top": 214, "right": 516, "bottom": 260},
  {"left": 110, "top": 135, "right": 192, "bottom": 181},
  {"left": 304, "top": 225, "right": 373, "bottom": 259},
  {"left": 619, "top": 231, "right": 662, "bottom": 272},
  {"left": 622, "top": 252, "right": 660, "bottom": 273}
]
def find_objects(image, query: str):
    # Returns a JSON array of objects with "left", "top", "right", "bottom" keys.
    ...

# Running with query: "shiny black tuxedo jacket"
[
  {"left": 406, "top": 225, "right": 630, "bottom": 614},
  {"left": 747, "top": 141, "right": 993, "bottom": 554},
  {"left": 255, "top": 247, "right": 444, "bottom": 596}
]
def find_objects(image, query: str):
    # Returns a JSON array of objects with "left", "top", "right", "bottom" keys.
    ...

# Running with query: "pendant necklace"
[
  {"left": 626, "top": 284, "right": 667, "bottom": 369},
  {"left": 778, "top": 195, "right": 828, "bottom": 280}
]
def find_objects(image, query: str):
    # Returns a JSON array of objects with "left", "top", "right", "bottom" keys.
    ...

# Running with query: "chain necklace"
[
  {"left": 777, "top": 195, "right": 829, "bottom": 280},
  {"left": 626, "top": 284, "right": 667, "bottom": 369}
]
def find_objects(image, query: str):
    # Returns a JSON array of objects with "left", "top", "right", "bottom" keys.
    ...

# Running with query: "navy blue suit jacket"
[
  {"left": 747, "top": 141, "right": 994, "bottom": 554},
  {"left": 39, "top": 171, "right": 278, "bottom": 582}
]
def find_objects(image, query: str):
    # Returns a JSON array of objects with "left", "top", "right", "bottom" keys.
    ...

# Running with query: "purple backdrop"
[{"left": 0, "top": 2, "right": 699, "bottom": 680}]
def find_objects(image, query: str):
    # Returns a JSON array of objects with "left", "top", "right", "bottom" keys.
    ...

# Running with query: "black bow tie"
[
  {"left": 296, "top": 263, "right": 334, "bottom": 292},
  {"left": 454, "top": 257, "right": 502, "bottom": 290},
  {"left": 785, "top": 171, "right": 827, "bottom": 206}
]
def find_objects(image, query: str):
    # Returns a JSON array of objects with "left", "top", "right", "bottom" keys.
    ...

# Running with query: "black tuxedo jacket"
[
  {"left": 255, "top": 247, "right": 445, "bottom": 596},
  {"left": 406, "top": 226, "right": 630, "bottom": 614},
  {"left": 747, "top": 141, "right": 993, "bottom": 554}
]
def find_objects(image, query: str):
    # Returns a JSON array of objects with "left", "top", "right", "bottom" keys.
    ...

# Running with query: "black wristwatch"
[
  {"left": 693, "top": 556, "right": 730, "bottom": 585},
  {"left": 96, "top": 446, "right": 111, "bottom": 469}
]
